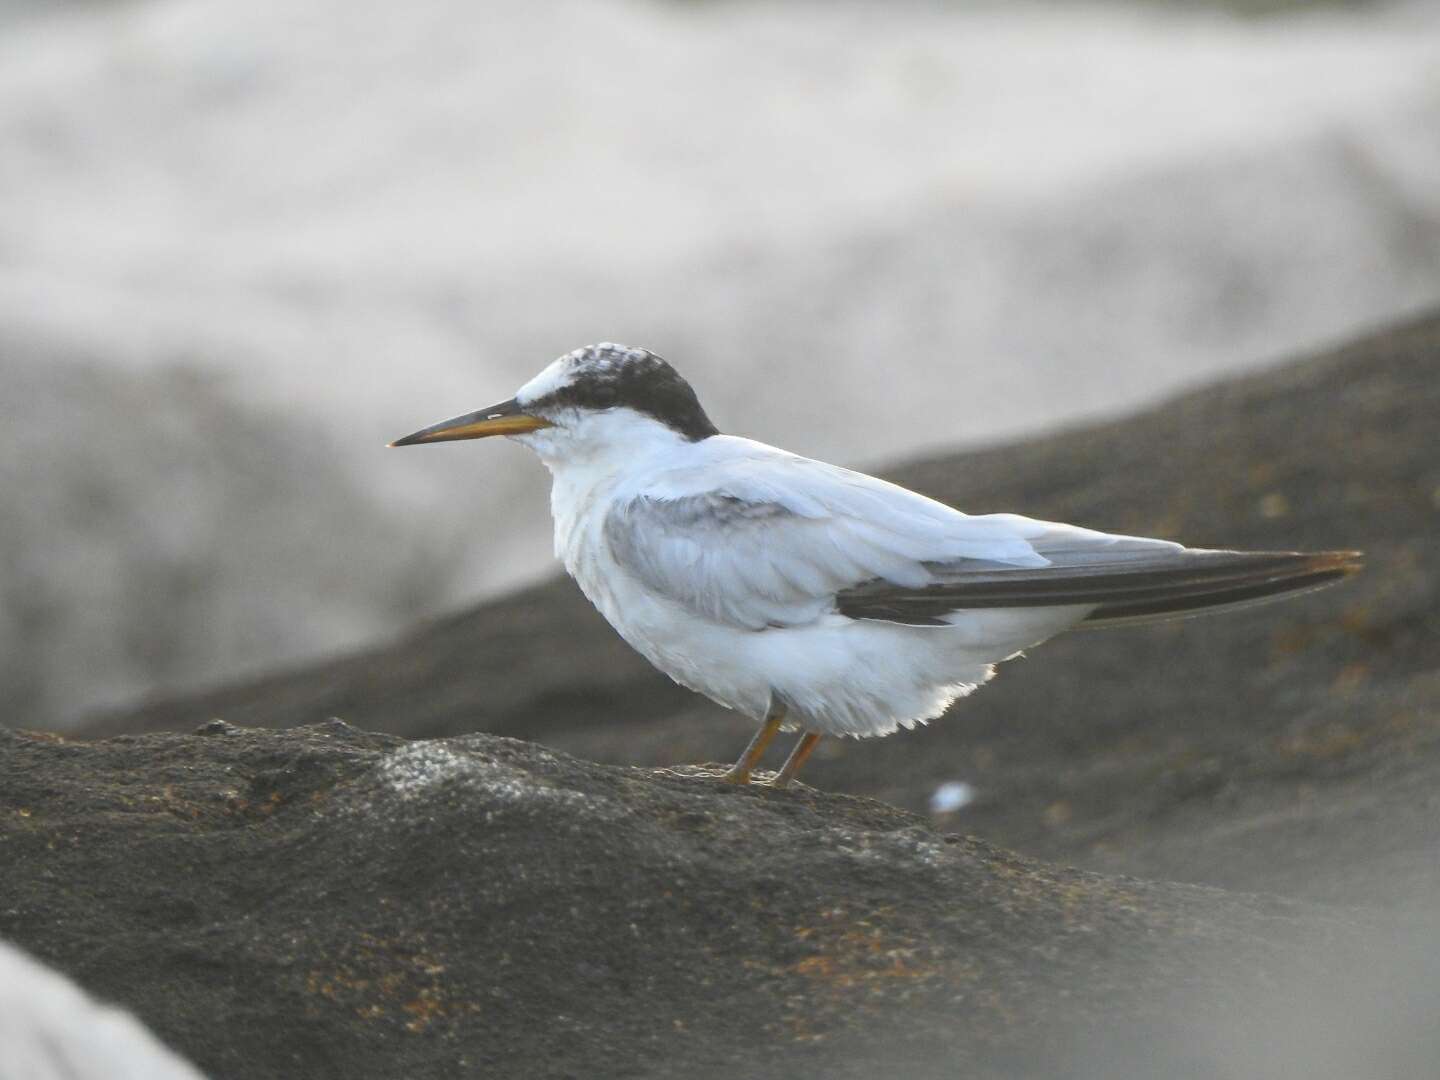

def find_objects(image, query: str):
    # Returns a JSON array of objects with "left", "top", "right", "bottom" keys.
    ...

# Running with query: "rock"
[
  {"left": 2, "top": 722, "right": 1436, "bottom": 1079},
  {"left": 0, "top": 938, "right": 204, "bottom": 1080},
  {"left": 85, "top": 312, "right": 1440, "bottom": 908}
]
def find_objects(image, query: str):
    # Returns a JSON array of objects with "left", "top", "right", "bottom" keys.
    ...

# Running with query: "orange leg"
[
  {"left": 722, "top": 702, "right": 786, "bottom": 784},
  {"left": 772, "top": 732, "right": 821, "bottom": 789}
]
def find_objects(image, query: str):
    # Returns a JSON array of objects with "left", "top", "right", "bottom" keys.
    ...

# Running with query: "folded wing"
[{"left": 602, "top": 444, "right": 1360, "bottom": 631}]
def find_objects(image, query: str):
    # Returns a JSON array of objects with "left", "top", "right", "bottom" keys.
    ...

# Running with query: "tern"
[{"left": 391, "top": 344, "right": 1360, "bottom": 789}]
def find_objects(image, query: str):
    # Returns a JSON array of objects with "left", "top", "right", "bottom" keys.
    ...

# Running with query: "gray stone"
[{"left": 3, "top": 722, "right": 1436, "bottom": 1079}]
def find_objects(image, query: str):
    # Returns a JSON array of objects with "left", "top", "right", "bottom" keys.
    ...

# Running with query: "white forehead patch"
[{"left": 515, "top": 357, "right": 572, "bottom": 405}]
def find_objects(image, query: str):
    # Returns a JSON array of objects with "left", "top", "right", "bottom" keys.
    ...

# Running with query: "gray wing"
[
  {"left": 602, "top": 449, "right": 1359, "bottom": 631},
  {"left": 602, "top": 457, "right": 1060, "bottom": 631},
  {"left": 602, "top": 490, "right": 923, "bottom": 630}
]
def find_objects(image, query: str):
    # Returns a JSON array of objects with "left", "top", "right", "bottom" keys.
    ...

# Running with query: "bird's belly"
[{"left": 569, "top": 551, "right": 772, "bottom": 715}]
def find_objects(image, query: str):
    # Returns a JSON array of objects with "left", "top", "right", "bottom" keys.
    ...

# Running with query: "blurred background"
[{"left": 3, "top": 0, "right": 1438, "bottom": 730}]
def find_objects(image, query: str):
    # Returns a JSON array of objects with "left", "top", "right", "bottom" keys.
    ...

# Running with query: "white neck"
[{"left": 510, "top": 407, "right": 701, "bottom": 559}]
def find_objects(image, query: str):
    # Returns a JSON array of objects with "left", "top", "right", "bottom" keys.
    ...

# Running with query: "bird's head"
[{"left": 389, "top": 343, "right": 718, "bottom": 466}]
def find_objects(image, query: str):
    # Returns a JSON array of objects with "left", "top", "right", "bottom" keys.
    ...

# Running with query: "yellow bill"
[{"left": 388, "top": 398, "right": 553, "bottom": 447}]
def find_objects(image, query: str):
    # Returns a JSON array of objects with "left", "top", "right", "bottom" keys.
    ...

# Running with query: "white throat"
[{"left": 511, "top": 407, "right": 702, "bottom": 559}]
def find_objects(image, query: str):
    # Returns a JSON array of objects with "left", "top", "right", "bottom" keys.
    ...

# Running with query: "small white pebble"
[{"left": 929, "top": 780, "right": 977, "bottom": 814}]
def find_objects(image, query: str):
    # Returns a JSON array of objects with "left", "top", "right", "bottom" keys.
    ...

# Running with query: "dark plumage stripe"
[{"left": 835, "top": 550, "right": 1362, "bottom": 626}]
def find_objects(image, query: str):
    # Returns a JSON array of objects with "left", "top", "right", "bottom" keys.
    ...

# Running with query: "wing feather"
[
  {"left": 601, "top": 445, "right": 1064, "bottom": 630},
  {"left": 599, "top": 439, "right": 1359, "bottom": 632},
  {"left": 838, "top": 548, "right": 1361, "bottom": 626}
]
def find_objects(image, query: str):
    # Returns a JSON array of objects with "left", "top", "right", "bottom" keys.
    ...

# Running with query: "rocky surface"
[
  {"left": 87, "top": 313, "right": 1440, "bottom": 910},
  {"left": 4, "top": 721, "right": 1437, "bottom": 1080}
]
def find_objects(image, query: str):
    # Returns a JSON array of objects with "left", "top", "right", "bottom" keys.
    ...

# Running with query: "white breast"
[{"left": 552, "top": 461, "right": 755, "bottom": 711}]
